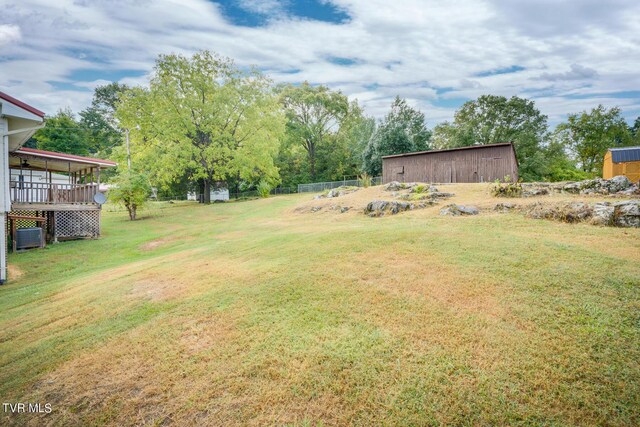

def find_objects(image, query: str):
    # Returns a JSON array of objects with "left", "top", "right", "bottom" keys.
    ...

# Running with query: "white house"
[
  {"left": 0, "top": 91, "right": 46, "bottom": 284},
  {"left": 1, "top": 91, "right": 117, "bottom": 284}
]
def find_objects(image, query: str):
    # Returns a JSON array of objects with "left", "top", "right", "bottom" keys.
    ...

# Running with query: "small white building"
[{"left": 187, "top": 188, "right": 229, "bottom": 202}]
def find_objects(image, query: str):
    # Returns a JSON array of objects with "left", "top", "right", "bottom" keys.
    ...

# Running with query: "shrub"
[
  {"left": 491, "top": 176, "right": 523, "bottom": 198},
  {"left": 358, "top": 172, "right": 372, "bottom": 188},
  {"left": 256, "top": 180, "right": 272, "bottom": 198},
  {"left": 109, "top": 171, "right": 151, "bottom": 220}
]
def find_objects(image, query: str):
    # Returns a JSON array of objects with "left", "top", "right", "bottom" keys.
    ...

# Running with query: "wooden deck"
[{"left": 11, "top": 203, "right": 101, "bottom": 211}]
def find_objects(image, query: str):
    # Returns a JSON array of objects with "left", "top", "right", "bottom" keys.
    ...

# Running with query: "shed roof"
[
  {"left": 609, "top": 146, "right": 640, "bottom": 163},
  {"left": 381, "top": 142, "right": 514, "bottom": 159}
]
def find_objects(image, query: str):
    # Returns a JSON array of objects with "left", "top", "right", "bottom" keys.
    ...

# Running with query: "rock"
[
  {"left": 384, "top": 181, "right": 406, "bottom": 191},
  {"left": 364, "top": 200, "right": 414, "bottom": 217},
  {"left": 340, "top": 206, "right": 350, "bottom": 213},
  {"left": 562, "top": 182, "right": 582, "bottom": 194},
  {"left": 523, "top": 188, "right": 549, "bottom": 197},
  {"left": 591, "top": 202, "right": 614, "bottom": 226},
  {"left": 494, "top": 203, "right": 515, "bottom": 212},
  {"left": 440, "top": 204, "right": 479, "bottom": 216},
  {"left": 618, "top": 184, "right": 640, "bottom": 196},
  {"left": 430, "top": 191, "right": 455, "bottom": 198},
  {"left": 524, "top": 202, "right": 592, "bottom": 223},
  {"left": 310, "top": 206, "right": 322, "bottom": 213},
  {"left": 313, "top": 195, "right": 324, "bottom": 200},
  {"left": 608, "top": 175, "right": 632, "bottom": 193},
  {"left": 613, "top": 200, "right": 640, "bottom": 227},
  {"left": 325, "top": 186, "right": 359, "bottom": 198}
]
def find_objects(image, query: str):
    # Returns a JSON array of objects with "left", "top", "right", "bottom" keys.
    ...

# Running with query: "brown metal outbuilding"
[{"left": 382, "top": 142, "right": 518, "bottom": 183}]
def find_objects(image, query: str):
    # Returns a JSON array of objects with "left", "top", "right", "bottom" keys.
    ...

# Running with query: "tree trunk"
[
  {"left": 309, "top": 143, "right": 316, "bottom": 180},
  {"left": 203, "top": 179, "right": 211, "bottom": 204},
  {"left": 197, "top": 178, "right": 205, "bottom": 203}
]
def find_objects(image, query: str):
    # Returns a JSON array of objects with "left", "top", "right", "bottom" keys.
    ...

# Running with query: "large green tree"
[
  {"left": 280, "top": 82, "right": 363, "bottom": 181},
  {"left": 31, "top": 108, "right": 90, "bottom": 155},
  {"left": 556, "top": 105, "right": 632, "bottom": 174},
  {"left": 79, "top": 82, "right": 129, "bottom": 157},
  {"left": 117, "top": 51, "right": 285, "bottom": 203},
  {"left": 430, "top": 95, "right": 549, "bottom": 180},
  {"left": 362, "top": 97, "right": 431, "bottom": 175}
]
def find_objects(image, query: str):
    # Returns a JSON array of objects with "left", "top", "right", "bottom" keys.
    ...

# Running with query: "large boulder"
[
  {"left": 440, "top": 204, "right": 479, "bottom": 216},
  {"left": 608, "top": 176, "right": 633, "bottom": 193},
  {"left": 613, "top": 200, "right": 640, "bottom": 227},
  {"left": 591, "top": 202, "right": 614, "bottom": 226},
  {"left": 384, "top": 181, "right": 406, "bottom": 191},
  {"left": 364, "top": 200, "right": 414, "bottom": 217}
]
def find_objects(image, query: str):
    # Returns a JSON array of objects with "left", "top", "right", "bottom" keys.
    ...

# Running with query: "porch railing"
[{"left": 10, "top": 182, "right": 98, "bottom": 204}]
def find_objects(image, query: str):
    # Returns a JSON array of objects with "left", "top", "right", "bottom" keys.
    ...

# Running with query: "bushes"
[
  {"left": 358, "top": 172, "right": 373, "bottom": 188},
  {"left": 109, "top": 171, "right": 151, "bottom": 220},
  {"left": 491, "top": 176, "right": 523, "bottom": 197},
  {"left": 257, "top": 180, "right": 272, "bottom": 198}
]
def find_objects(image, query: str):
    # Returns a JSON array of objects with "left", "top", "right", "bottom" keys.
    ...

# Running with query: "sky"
[{"left": 1, "top": 0, "right": 639, "bottom": 127}]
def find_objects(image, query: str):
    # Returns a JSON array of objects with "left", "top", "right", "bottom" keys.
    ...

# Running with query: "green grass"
[{"left": 1, "top": 195, "right": 639, "bottom": 426}]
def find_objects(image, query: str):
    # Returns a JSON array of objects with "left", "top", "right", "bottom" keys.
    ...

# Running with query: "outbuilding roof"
[
  {"left": 381, "top": 142, "right": 514, "bottom": 159},
  {"left": 609, "top": 146, "right": 640, "bottom": 163}
]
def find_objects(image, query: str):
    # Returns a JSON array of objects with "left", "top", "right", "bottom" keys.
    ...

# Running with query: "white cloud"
[
  {"left": 0, "top": 24, "right": 21, "bottom": 46},
  {"left": 0, "top": 0, "right": 638, "bottom": 125}
]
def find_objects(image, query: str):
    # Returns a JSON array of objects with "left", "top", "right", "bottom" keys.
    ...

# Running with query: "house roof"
[
  {"left": 381, "top": 142, "right": 515, "bottom": 159},
  {"left": 0, "top": 91, "right": 45, "bottom": 118},
  {"left": 10, "top": 147, "right": 117, "bottom": 173},
  {"left": 609, "top": 146, "right": 640, "bottom": 163}
]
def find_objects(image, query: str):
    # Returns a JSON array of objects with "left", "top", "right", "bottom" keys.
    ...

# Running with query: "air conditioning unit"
[{"left": 16, "top": 227, "right": 43, "bottom": 250}]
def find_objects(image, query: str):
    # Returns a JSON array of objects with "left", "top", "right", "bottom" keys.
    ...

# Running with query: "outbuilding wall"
[
  {"left": 603, "top": 151, "right": 640, "bottom": 182},
  {"left": 382, "top": 143, "right": 518, "bottom": 184}
]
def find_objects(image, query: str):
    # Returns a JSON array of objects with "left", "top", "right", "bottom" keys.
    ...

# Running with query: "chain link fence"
[{"left": 297, "top": 177, "right": 382, "bottom": 193}]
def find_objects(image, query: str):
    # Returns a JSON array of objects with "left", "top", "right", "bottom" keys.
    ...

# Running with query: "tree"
[
  {"left": 109, "top": 171, "right": 150, "bottom": 220},
  {"left": 556, "top": 105, "right": 632, "bottom": 173},
  {"left": 362, "top": 97, "right": 431, "bottom": 175},
  {"left": 280, "top": 82, "right": 359, "bottom": 181},
  {"left": 429, "top": 95, "right": 549, "bottom": 180},
  {"left": 117, "top": 51, "right": 285, "bottom": 203},
  {"left": 79, "top": 82, "right": 130, "bottom": 156},
  {"left": 630, "top": 116, "right": 640, "bottom": 144},
  {"left": 32, "top": 109, "right": 90, "bottom": 155}
]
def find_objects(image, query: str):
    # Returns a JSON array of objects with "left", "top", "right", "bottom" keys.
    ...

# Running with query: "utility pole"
[{"left": 125, "top": 128, "right": 131, "bottom": 169}]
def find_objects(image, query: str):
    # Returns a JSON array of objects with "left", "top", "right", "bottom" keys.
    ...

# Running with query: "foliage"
[
  {"left": 358, "top": 172, "right": 372, "bottom": 188},
  {"left": 362, "top": 97, "right": 431, "bottom": 175},
  {"left": 117, "top": 51, "right": 285, "bottom": 203},
  {"left": 491, "top": 175, "right": 523, "bottom": 197},
  {"left": 280, "top": 82, "right": 364, "bottom": 181},
  {"left": 109, "top": 171, "right": 151, "bottom": 220},
  {"left": 31, "top": 109, "right": 90, "bottom": 155},
  {"left": 555, "top": 105, "right": 633, "bottom": 173},
  {"left": 79, "top": 82, "right": 129, "bottom": 157},
  {"left": 256, "top": 180, "right": 272, "bottom": 198},
  {"left": 431, "top": 95, "right": 549, "bottom": 181}
]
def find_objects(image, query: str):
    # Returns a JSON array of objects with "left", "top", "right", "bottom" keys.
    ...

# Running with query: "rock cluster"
[
  {"left": 522, "top": 175, "right": 639, "bottom": 197},
  {"left": 439, "top": 204, "right": 479, "bottom": 216},
  {"left": 522, "top": 200, "right": 639, "bottom": 227}
]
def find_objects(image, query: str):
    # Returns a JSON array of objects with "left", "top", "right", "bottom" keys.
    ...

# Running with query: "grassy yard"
[{"left": 1, "top": 186, "right": 639, "bottom": 426}]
